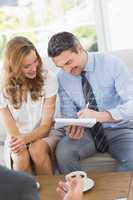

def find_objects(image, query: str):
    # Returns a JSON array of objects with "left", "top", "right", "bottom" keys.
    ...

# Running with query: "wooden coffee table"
[{"left": 36, "top": 172, "right": 133, "bottom": 200}]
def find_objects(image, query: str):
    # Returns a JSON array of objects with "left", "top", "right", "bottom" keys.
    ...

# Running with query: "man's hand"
[
  {"left": 56, "top": 176, "right": 83, "bottom": 200},
  {"left": 65, "top": 126, "right": 84, "bottom": 139},
  {"left": 9, "top": 135, "right": 27, "bottom": 154},
  {"left": 78, "top": 108, "right": 100, "bottom": 120},
  {"left": 78, "top": 108, "right": 114, "bottom": 123}
]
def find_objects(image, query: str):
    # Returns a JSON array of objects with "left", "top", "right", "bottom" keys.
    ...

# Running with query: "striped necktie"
[{"left": 81, "top": 71, "right": 108, "bottom": 153}]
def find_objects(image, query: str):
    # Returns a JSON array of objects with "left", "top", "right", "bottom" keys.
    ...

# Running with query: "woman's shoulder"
[
  {"left": 44, "top": 70, "right": 58, "bottom": 98},
  {"left": 0, "top": 87, "right": 8, "bottom": 108},
  {"left": 45, "top": 70, "right": 58, "bottom": 84}
]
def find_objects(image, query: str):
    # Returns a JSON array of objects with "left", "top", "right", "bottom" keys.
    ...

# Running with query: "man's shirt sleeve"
[
  {"left": 58, "top": 83, "right": 78, "bottom": 119},
  {"left": 108, "top": 57, "right": 133, "bottom": 120}
]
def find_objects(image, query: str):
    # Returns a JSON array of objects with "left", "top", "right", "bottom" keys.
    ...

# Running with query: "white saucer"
[
  {"left": 82, "top": 178, "right": 95, "bottom": 192},
  {"left": 36, "top": 181, "right": 40, "bottom": 189}
]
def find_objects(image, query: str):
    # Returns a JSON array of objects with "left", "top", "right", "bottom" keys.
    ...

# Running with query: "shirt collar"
[{"left": 84, "top": 52, "right": 95, "bottom": 72}]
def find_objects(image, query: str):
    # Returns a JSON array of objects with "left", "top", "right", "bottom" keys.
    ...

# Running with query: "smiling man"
[{"left": 48, "top": 31, "right": 133, "bottom": 174}]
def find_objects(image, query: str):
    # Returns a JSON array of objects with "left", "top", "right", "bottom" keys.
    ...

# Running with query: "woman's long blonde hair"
[{"left": 3, "top": 36, "right": 47, "bottom": 109}]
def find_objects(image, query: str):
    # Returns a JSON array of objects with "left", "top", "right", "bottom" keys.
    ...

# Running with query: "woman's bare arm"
[
  {"left": 0, "top": 107, "right": 20, "bottom": 137},
  {"left": 23, "top": 95, "right": 56, "bottom": 144},
  {"left": 0, "top": 95, "right": 56, "bottom": 151}
]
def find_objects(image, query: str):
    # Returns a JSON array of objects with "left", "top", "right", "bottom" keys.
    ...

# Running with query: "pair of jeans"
[{"left": 56, "top": 121, "right": 133, "bottom": 173}]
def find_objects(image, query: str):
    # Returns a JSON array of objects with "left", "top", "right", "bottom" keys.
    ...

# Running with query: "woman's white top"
[{"left": 0, "top": 71, "right": 58, "bottom": 134}]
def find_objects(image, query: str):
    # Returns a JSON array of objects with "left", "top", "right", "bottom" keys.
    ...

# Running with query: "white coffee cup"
[{"left": 66, "top": 171, "right": 87, "bottom": 180}]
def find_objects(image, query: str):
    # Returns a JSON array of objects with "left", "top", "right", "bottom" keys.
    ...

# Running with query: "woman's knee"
[{"left": 11, "top": 149, "right": 30, "bottom": 170}]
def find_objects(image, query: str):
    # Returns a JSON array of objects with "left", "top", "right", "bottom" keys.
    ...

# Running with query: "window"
[
  {"left": 106, "top": 0, "right": 133, "bottom": 50},
  {"left": 0, "top": 0, "right": 98, "bottom": 67}
]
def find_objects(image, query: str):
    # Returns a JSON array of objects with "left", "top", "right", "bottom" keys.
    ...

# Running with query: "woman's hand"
[{"left": 9, "top": 135, "right": 27, "bottom": 154}]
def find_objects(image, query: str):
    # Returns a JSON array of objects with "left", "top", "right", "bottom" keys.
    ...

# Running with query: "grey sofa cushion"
[{"left": 80, "top": 153, "right": 118, "bottom": 172}]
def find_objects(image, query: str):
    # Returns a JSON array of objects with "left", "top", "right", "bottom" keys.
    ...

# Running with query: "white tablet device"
[{"left": 55, "top": 118, "right": 96, "bottom": 128}]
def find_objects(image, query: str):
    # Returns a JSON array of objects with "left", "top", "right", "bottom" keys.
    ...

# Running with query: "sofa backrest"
[{"left": 110, "top": 49, "right": 133, "bottom": 74}]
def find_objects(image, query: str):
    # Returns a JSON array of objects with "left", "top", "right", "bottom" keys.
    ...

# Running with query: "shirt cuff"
[{"left": 107, "top": 108, "right": 123, "bottom": 121}]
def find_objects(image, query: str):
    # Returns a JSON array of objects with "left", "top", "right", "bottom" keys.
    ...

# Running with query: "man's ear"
[{"left": 76, "top": 44, "right": 84, "bottom": 53}]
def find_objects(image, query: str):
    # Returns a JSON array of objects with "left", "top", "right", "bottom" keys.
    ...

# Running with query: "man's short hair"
[{"left": 48, "top": 31, "right": 80, "bottom": 57}]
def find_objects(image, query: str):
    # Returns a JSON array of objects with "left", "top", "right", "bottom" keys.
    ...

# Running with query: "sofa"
[{"left": 0, "top": 49, "right": 133, "bottom": 172}]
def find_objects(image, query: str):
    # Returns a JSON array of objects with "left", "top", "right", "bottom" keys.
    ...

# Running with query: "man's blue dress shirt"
[{"left": 57, "top": 52, "right": 133, "bottom": 128}]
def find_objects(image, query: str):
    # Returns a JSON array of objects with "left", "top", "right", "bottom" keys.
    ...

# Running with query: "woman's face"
[{"left": 21, "top": 50, "right": 39, "bottom": 79}]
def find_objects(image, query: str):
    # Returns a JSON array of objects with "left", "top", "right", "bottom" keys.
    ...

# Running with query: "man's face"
[
  {"left": 52, "top": 47, "right": 86, "bottom": 76},
  {"left": 21, "top": 50, "right": 38, "bottom": 79}
]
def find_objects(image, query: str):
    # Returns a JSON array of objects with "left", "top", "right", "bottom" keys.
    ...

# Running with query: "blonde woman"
[{"left": 0, "top": 36, "right": 59, "bottom": 175}]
